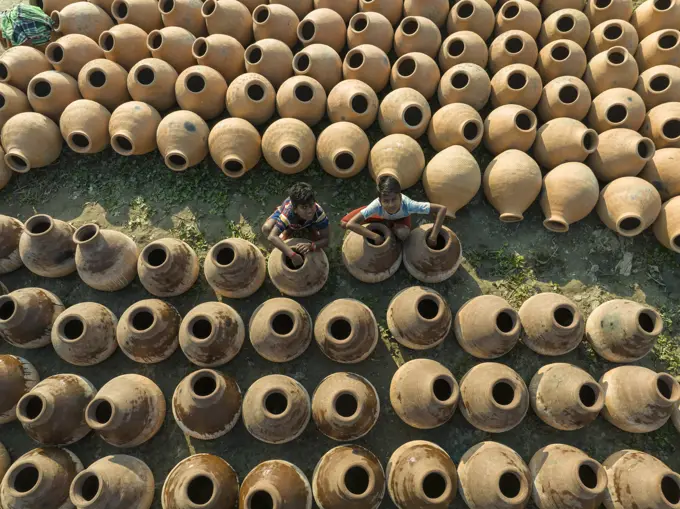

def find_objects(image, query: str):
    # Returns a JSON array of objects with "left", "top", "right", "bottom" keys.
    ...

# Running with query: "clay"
[
  {"left": 77, "top": 59, "right": 130, "bottom": 111},
  {"left": 46, "top": 35, "right": 105, "bottom": 79},
  {"left": 226, "top": 72, "right": 276, "bottom": 126},
  {"left": 636, "top": 65, "right": 680, "bottom": 108},
  {"left": 172, "top": 369, "right": 241, "bottom": 439},
  {"left": 584, "top": 0, "right": 632, "bottom": 27},
  {"left": 640, "top": 148, "right": 680, "bottom": 200},
  {"left": 358, "top": 0, "right": 401, "bottom": 25},
  {"left": 0, "top": 355, "right": 39, "bottom": 423},
  {"left": 422, "top": 146, "right": 479, "bottom": 218},
  {"left": 347, "top": 12, "right": 393, "bottom": 52},
  {"left": 209, "top": 119, "right": 260, "bottom": 177},
  {"left": 488, "top": 30, "right": 539, "bottom": 75},
  {"left": 242, "top": 374, "right": 310, "bottom": 443},
  {"left": 369, "top": 134, "right": 425, "bottom": 189},
  {"left": 297, "top": 8, "right": 346, "bottom": 53},
  {"left": 386, "top": 441, "right": 457, "bottom": 508},
  {"left": 252, "top": 4, "right": 299, "bottom": 47},
  {"left": 632, "top": 0, "right": 680, "bottom": 40},
  {"left": 276, "top": 75, "right": 326, "bottom": 126},
  {"left": 59, "top": 100, "right": 110, "bottom": 155},
  {"left": 140, "top": 240, "right": 197, "bottom": 297},
  {"left": 530, "top": 444, "right": 607, "bottom": 509},
  {"left": 538, "top": 76, "right": 591, "bottom": 121},
  {"left": 312, "top": 372, "right": 379, "bottom": 440},
  {"left": 262, "top": 118, "right": 316, "bottom": 174},
  {"left": 540, "top": 0, "right": 586, "bottom": 15},
  {"left": 541, "top": 162, "right": 600, "bottom": 232},
  {"left": 446, "top": 0, "right": 495, "bottom": 40},
  {"left": 314, "top": 299, "right": 378, "bottom": 363},
  {"left": 438, "top": 31, "right": 488, "bottom": 71},
  {"left": 427, "top": 103, "right": 482, "bottom": 152},
  {"left": 117, "top": 299, "right": 180, "bottom": 363},
  {"left": 179, "top": 302, "right": 245, "bottom": 367},
  {"left": 17, "top": 215, "right": 75, "bottom": 277},
  {"left": 342, "top": 44, "right": 390, "bottom": 92},
  {"left": 85, "top": 374, "right": 166, "bottom": 447},
  {"left": 403, "top": 0, "right": 447, "bottom": 25},
  {"left": 586, "top": 20, "right": 638, "bottom": 58},
  {"left": 0, "top": 46, "right": 51, "bottom": 92},
  {"left": 437, "top": 63, "right": 490, "bottom": 110},
  {"left": 403, "top": 224, "right": 462, "bottom": 283},
  {"left": 635, "top": 29, "right": 680, "bottom": 70},
  {"left": 51, "top": 2, "right": 114, "bottom": 42},
  {"left": 317, "top": 121, "right": 369, "bottom": 178},
  {"left": 539, "top": 9, "right": 591, "bottom": 48},
  {"left": 378, "top": 87, "right": 431, "bottom": 139},
  {"left": 641, "top": 102, "right": 680, "bottom": 149},
  {"left": 597, "top": 177, "right": 662, "bottom": 236},
  {"left": 240, "top": 460, "right": 312, "bottom": 509},
  {"left": 110, "top": 0, "right": 162, "bottom": 33},
  {"left": 483, "top": 104, "right": 537, "bottom": 155},
  {"left": 147, "top": 27, "right": 196, "bottom": 73},
  {"left": 273, "top": 0, "right": 312, "bottom": 18},
  {"left": 341, "top": 223, "right": 402, "bottom": 283},
  {"left": 519, "top": 293, "right": 584, "bottom": 355},
  {"left": 314, "top": 0, "right": 357, "bottom": 22},
  {"left": 654, "top": 196, "right": 680, "bottom": 252},
  {"left": 0, "top": 85, "right": 30, "bottom": 132},
  {"left": 601, "top": 366, "right": 679, "bottom": 432},
  {"left": 587, "top": 129, "right": 655, "bottom": 181},
  {"left": 390, "top": 52, "right": 439, "bottom": 100},
  {"left": 156, "top": 110, "right": 210, "bottom": 171},
  {"left": 249, "top": 298, "right": 312, "bottom": 362},
  {"left": 161, "top": 0, "right": 206, "bottom": 37},
  {"left": 387, "top": 286, "right": 452, "bottom": 349},
  {"left": 584, "top": 47, "right": 638, "bottom": 98},
  {"left": 205, "top": 237, "right": 266, "bottom": 295},
  {"left": 175, "top": 65, "right": 227, "bottom": 120},
  {"left": 326, "top": 79, "right": 379, "bottom": 129},
  {"left": 245, "top": 38, "right": 293, "bottom": 88},
  {"left": 454, "top": 295, "right": 520, "bottom": 359},
  {"left": 2, "top": 113, "right": 61, "bottom": 174},
  {"left": 483, "top": 150, "right": 541, "bottom": 222},
  {"left": 293, "top": 43, "right": 342, "bottom": 93},
  {"left": 162, "top": 454, "right": 238, "bottom": 509},
  {"left": 26, "top": 71, "right": 80, "bottom": 123},
  {"left": 192, "top": 34, "right": 245, "bottom": 83},
  {"left": 534, "top": 118, "right": 598, "bottom": 169},
  {"left": 267, "top": 238, "right": 329, "bottom": 296},
  {"left": 537, "top": 40, "right": 588, "bottom": 83},
  {"left": 496, "top": 0, "right": 540, "bottom": 37},
  {"left": 394, "top": 16, "right": 440, "bottom": 58},
  {"left": 109, "top": 101, "right": 162, "bottom": 156},
  {"left": 0, "top": 216, "right": 23, "bottom": 274},
  {"left": 127, "top": 58, "right": 178, "bottom": 111},
  {"left": 490, "top": 63, "right": 542, "bottom": 109},
  {"left": 202, "top": 0, "right": 250, "bottom": 44}
]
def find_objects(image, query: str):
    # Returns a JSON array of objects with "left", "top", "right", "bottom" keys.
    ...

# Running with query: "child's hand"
[
  {"left": 288, "top": 252, "right": 304, "bottom": 267},
  {"left": 294, "top": 242, "right": 312, "bottom": 254},
  {"left": 371, "top": 232, "right": 385, "bottom": 245}
]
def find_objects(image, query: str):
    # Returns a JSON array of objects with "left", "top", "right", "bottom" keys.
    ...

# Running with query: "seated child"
[
  {"left": 340, "top": 175, "right": 447, "bottom": 247},
  {"left": 262, "top": 182, "right": 330, "bottom": 267}
]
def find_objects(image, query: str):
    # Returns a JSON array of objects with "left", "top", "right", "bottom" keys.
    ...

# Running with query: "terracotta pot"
[
  {"left": 597, "top": 177, "right": 662, "bottom": 236},
  {"left": 208, "top": 119, "right": 261, "bottom": 176},
  {"left": 387, "top": 286, "right": 451, "bottom": 350},
  {"left": 586, "top": 20, "right": 638, "bottom": 58},
  {"left": 540, "top": 0, "right": 586, "bottom": 15},
  {"left": 156, "top": 110, "right": 210, "bottom": 171},
  {"left": 636, "top": 64, "right": 680, "bottom": 108},
  {"left": 358, "top": 0, "right": 401, "bottom": 25},
  {"left": 77, "top": 59, "right": 130, "bottom": 111},
  {"left": 539, "top": 8, "right": 591, "bottom": 48},
  {"left": 175, "top": 65, "right": 227, "bottom": 120},
  {"left": 162, "top": 454, "right": 238, "bottom": 509},
  {"left": 85, "top": 374, "right": 166, "bottom": 447},
  {"left": 138, "top": 239, "right": 197, "bottom": 296},
  {"left": 317, "top": 122, "right": 369, "bottom": 178},
  {"left": 438, "top": 31, "right": 488, "bottom": 71},
  {"left": 272, "top": 0, "right": 312, "bottom": 18},
  {"left": 292, "top": 43, "right": 342, "bottom": 93},
  {"left": 632, "top": 0, "right": 680, "bottom": 39},
  {"left": 342, "top": 44, "right": 390, "bottom": 92},
  {"left": 326, "top": 79, "right": 378, "bottom": 129},
  {"left": 587, "top": 129, "right": 655, "bottom": 181},
  {"left": 483, "top": 104, "right": 537, "bottom": 155},
  {"left": 179, "top": 302, "right": 245, "bottom": 367},
  {"left": 641, "top": 102, "right": 680, "bottom": 149},
  {"left": 490, "top": 63, "right": 543, "bottom": 108},
  {"left": 110, "top": 0, "right": 162, "bottom": 33},
  {"left": 51, "top": 2, "right": 114, "bottom": 42},
  {"left": 117, "top": 299, "right": 180, "bottom": 363},
  {"left": 0, "top": 447, "right": 82, "bottom": 509},
  {"left": 342, "top": 223, "right": 402, "bottom": 283},
  {"left": 454, "top": 295, "right": 520, "bottom": 359},
  {"left": 437, "top": 62, "right": 489, "bottom": 110},
  {"left": 127, "top": 58, "right": 178, "bottom": 111},
  {"left": 654, "top": 196, "right": 680, "bottom": 252},
  {"left": 202, "top": 0, "right": 250, "bottom": 44},
  {"left": 390, "top": 52, "right": 439, "bottom": 100},
  {"left": 347, "top": 12, "right": 393, "bottom": 52},
  {"left": 369, "top": 134, "right": 424, "bottom": 189},
  {"left": 297, "top": 8, "right": 346, "bottom": 53},
  {"left": 583, "top": 47, "right": 638, "bottom": 97},
  {"left": 46, "top": 35, "right": 105, "bottom": 79},
  {"left": 403, "top": 224, "right": 462, "bottom": 283},
  {"left": 17, "top": 215, "right": 75, "bottom": 277},
  {"left": 378, "top": 87, "right": 431, "bottom": 139},
  {"left": 603, "top": 450, "right": 680, "bottom": 509},
  {"left": 519, "top": 293, "right": 584, "bottom": 355},
  {"left": 192, "top": 34, "right": 244, "bottom": 83},
  {"left": 534, "top": 118, "right": 598, "bottom": 169},
  {"left": 249, "top": 297, "right": 312, "bottom": 362},
  {"left": 537, "top": 40, "right": 587, "bottom": 83},
  {"left": 205, "top": 237, "right": 265, "bottom": 296},
  {"left": 242, "top": 374, "right": 310, "bottom": 444},
  {"left": 530, "top": 444, "right": 607, "bottom": 509},
  {"left": 147, "top": 27, "right": 196, "bottom": 73},
  {"left": 537, "top": 76, "right": 591, "bottom": 121},
  {"left": 172, "top": 369, "right": 241, "bottom": 439},
  {"left": 496, "top": 0, "right": 540, "bottom": 37},
  {"left": 488, "top": 30, "right": 539, "bottom": 75},
  {"left": 446, "top": 0, "right": 495, "bottom": 40},
  {"left": 261, "top": 118, "right": 315, "bottom": 173},
  {"left": 161, "top": 0, "right": 207, "bottom": 37},
  {"left": 2, "top": 113, "right": 62, "bottom": 174},
  {"left": 59, "top": 100, "right": 110, "bottom": 155},
  {"left": 26, "top": 71, "right": 80, "bottom": 123},
  {"left": 314, "top": 0, "right": 358, "bottom": 21},
  {"left": 0, "top": 216, "right": 23, "bottom": 275},
  {"left": 267, "top": 238, "right": 329, "bottom": 296},
  {"left": 109, "top": 101, "right": 162, "bottom": 156},
  {"left": 584, "top": 0, "right": 632, "bottom": 27},
  {"left": 240, "top": 460, "right": 312, "bottom": 509},
  {"left": 226, "top": 72, "right": 275, "bottom": 125},
  {"left": 0, "top": 355, "right": 39, "bottom": 423},
  {"left": 403, "top": 0, "right": 447, "bottom": 25},
  {"left": 483, "top": 150, "right": 541, "bottom": 222},
  {"left": 244, "top": 38, "right": 293, "bottom": 88},
  {"left": 427, "top": 103, "right": 482, "bottom": 151},
  {"left": 0, "top": 442, "right": 8, "bottom": 480},
  {"left": 394, "top": 16, "right": 440, "bottom": 58},
  {"left": 276, "top": 75, "right": 326, "bottom": 126},
  {"left": 635, "top": 29, "right": 680, "bottom": 70},
  {"left": 541, "top": 162, "right": 600, "bottom": 232},
  {"left": 0, "top": 85, "right": 30, "bottom": 132},
  {"left": 601, "top": 366, "right": 679, "bottom": 432},
  {"left": 312, "top": 372, "right": 379, "bottom": 440},
  {"left": 640, "top": 148, "right": 680, "bottom": 200},
  {"left": 32, "top": 0, "right": 79, "bottom": 13},
  {"left": 390, "top": 359, "right": 458, "bottom": 428},
  {"left": 238, "top": 0, "right": 267, "bottom": 13},
  {"left": 253, "top": 4, "right": 299, "bottom": 47},
  {"left": 314, "top": 299, "right": 378, "bottom": 363},
  {"left": 422, "top": 147, "right": 478, "bottom": 219}
]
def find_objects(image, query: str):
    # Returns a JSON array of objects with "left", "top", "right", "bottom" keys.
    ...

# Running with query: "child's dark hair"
[
  {"left": 377, "top": 175, "right": 401, "bottom": 196},
  {"left": 289, "top": 182, "right": 315, "bottom": 208}
]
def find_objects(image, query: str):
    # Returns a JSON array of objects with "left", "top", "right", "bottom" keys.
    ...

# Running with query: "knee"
[
  {"left": 394, "top": 226, "right": 410, "bottom": 241},
  {"left": 261, "top": 223, "right": 272, "bottom": 236}
]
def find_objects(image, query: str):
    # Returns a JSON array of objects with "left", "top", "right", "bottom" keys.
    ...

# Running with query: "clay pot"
[
  {"left": 317, "top": 122, "right": 369, "bottom": 178},
  {"left": 534, "top": 118, "right": 598, "bottom": 169},
  {"left": 632, "top": 0, "right": 680, "bottom": 40},
  {"left": 640, "top": 148, "right": 680, "bottom": 200},
  {"left": 586, "top": 20, "right": 638, "bottom": 58},
  {"left": 326, "top": 79, "right": 379, "bottom": 129},
  {"left": 454, "top": 295, "right": 520, "bottom": 359},
  {"left": 262, "top": 118, "right": 315, "bottom": 173},
  {"left": 584, "top": 47, "right": 638, "bottom": 97},
  {"left": 403, "top": 224, "right": 462, "bottom": 283},
  {"left": 597, "top": 177, "right": 662, "bottom": 236},
  {"left": 587, "top": 129, "right": 655, "bottom": 181},
  {"left": 386, "top": 441, "right": 457, "bottom": 508},
  {"left": 0, "top": 85, "right": 30, "bottom": 132},
  {"left": 138, "top": 238, "right": 199, "bottom": 296},
  {"left": 147, "top": 27, "right": 196, "bottom": 73},
  {"left": 172, "top": 369, "right": 241, "bottom": 439},
  {"left": 0, "top": 355, "right": 39, "bottom": 423},
  {"left": 496, "top": 0, "right": 540, "bottom": 37},
  {"left": 2, "top": 113, "right": 62, "bottom": 174},
  {"left": 603, "top": 450, "right": 680, "bottom": 509},
  {"left": 641, "top": 102, "right": 680, "bottom": 149},
  {"left": 0, "top": 216, "right": 23, "bottom": 275},
  {"left": 117, "top": 299, "right": 180, "bottom": 363},
  {"left": 369, "top": 134, "right": 424, "bottom": 189},
  {"left": 446, "top": 0, "right": 495, "bottom": 40},
  {"left": 253, "top": 4, "right": 299, "bottom": 48},
  {"left": 387, "top": 286, "right": 451, "bottom": 350},
  {"left": 127, "top": 58, "right": 178, "bottom": 111},
  {"left": 208, "top": 119, "right": 261, "bottom": 177},
  {"left": 341, "top": 223, "right": 402, "bottom": 283},
  {"left": 192, "top": 35, "right": 244, "bottom": 83},
  {"left": 293, "top": 43, "right": 342, "bottom": 93},
  {"left": 59, "top": 100, "right": 110, "bottom": 155},
  {"left": 109, "top": 101, "right": 162, "bottom": 156},
  {"left": 390, "top": 359, "right": 458, "bottom": 428},
  {"left": 530, "top": 444, "right": 608, "bottom": 509},
  {"left": 519, "top": 293, "right": 584, "bottom": 355},
  {"left": 162, "top": 454, "right": 238, "bottom": 509},
  {"left": 226, "top": 72, "right": 275, "bottom": 126},
  {"left": 267, "top": 238, "right": 329, "bottom": 296},
  {"left": 438, "top": 31, "right": 488, "bottom": 71},
  {"left": 427, "top": 103, "right": 482, "bottom": 151},
  {"left": 110, "top": 0, "right": 162, "bottom": 33},
  {"left": 297, "top": 8, "right": 346, "bottom": 53},
  {"left": 390, "top": 52, "right": 439, "bottom": 100},
  {"left": 635, "top": 29, "right": 680, "bottom": 70},
  {"left": 490, "top": 63, "right": 542, "bottom": 109},
  {"left": 601, "top": 366, "right": 679, "bottom": 432},
  {"left": 77, "top": 59, "right": 130, "bottom": 111},
  {"left": 584, "top": 0, "right": 632, "bottom": 27},
  {"left": 347, "top": 12, "right": 393, "bottom": 52},
  {"left": 378, "top": 87, "right": 431, "bottom": 139},
  {"left": 312, "top": 372, "right": 379, "bottom": 440},
  {"left": 0, "top": 47, "right": 51, "bottom": 92},
  {"left": 483, "top": 104, "right": 537, "bottom": 155},
  {"left": 51, "top": 2, "right": 114, "bottom": 42},
  {"left": 156, "top": 110, "right": 209, "bottom": 171},
  {"left": 160, "top": 0, "right": 206, "bottom": 37},
  {"left": 538, "top": 76, "right": 591, "bottom": 121},
  {"left": 99, "top": 25, "right": 151, "bottom": 72},
  {"left": 175, "top": 65, "right": 227, "bottom": 120},
  {"left": 0, "top": 447, "right": 83, "bottom": 509},
  {"left": 276, "top": 75, "right": 326, "bottom": 126},
  {"left": 488, "top": 30, "right": 539, "bottom": 75},
  {"left": 483, "top": 150, "right": 541, "bottom": 222},
  {"left": 422, "top": 146, "right": 479, "bottom": 219},
  {"left": 342, "top": 44, "right": 390, "bottom": 92},
  {"left": 18, "top": 215, "right": 75, "bottom": 277},
  {"left": 541, "top": 162, "right": 600, "bottom": 232},
  {"left": 403, "top": 0, "right": 447, "bottom": 26},
  {"left": 314, "top": 299, "right": 378, "bottom": 363},
  {"left": 273, "top": 0, "right": 312, "bottom": 18},
  {"left": 27, "top": 71, "right": 81, "bottom": 123},
  {"left": 85, "top": 374, "right": 166, "bottom": 447},
  {"left": 394, "top": 16, "right": 440, "bottom": 59},
  {"left": 46, "top": 35, "right": 105, "bottom": 79},
  {"left": 240, "top": 460, "right": 312, "bottom": 509},
  {"left": 314, "top": 0, "right": 357, "bottom": 22},
  {"left": 249, "top": 298, "right": 312, "bottom": 362},
  {"left": 437, "top": 63, "right": 490, "bottom": 110},
  {"left": 636, "top": 65, "right": 680, "bottom": 108},
  {"left": 202, "top": 0, "right": 250, "bottom": 45},
  {"left": 244, "top": 39, "right": 293, "bottom": 89},
  {"left": 358, "top": 0, "right": 401, "bottom": 26},
  {"left": 654, "top": 196, "right": 680, "bottom": 252},
  {"left": 539, "top": 9, "right": 591, "bottom": 48},
  {"left": 205, "top": 237, "right": 265, "bottom": 296},
  {"left": 537, "top": 40, "right": 587, "bottom": 84}
]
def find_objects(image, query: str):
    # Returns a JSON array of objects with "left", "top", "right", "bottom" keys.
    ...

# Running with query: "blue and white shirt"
[{"left": 360, "top": 195, "right": 431, "bottom": 220}]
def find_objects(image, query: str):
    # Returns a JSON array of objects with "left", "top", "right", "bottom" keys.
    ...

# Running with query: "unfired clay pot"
[
  {"left": 244, "top": 39, "right": 293, "bottom": 89},
  {"left": 394, "top": 16, "right": 441, "bottom": 58},
  {"left": 496, "top": 0, "right": 541, "bottom": 37},
  {"left": 109, "top": 101, "right": 162, "bottom": 156},
  {"left": 202, "top": 0, "right": 249, "bottom": 43},
  {"left": 253, "top": 4, "right": 299, "bottom": 47},
  {"left": 292, "top": 43, "right": 342, "bottom": 93},
  {"left": 455, "top": 295, "right": 520, "bottom": 359},
  {"left": 51, "top": 2, "right": 114, "bottom": 42},
  {"left": 172, "top": 368, "right": 241, "bottom": 439},
  {"left": 483, "top": 150, "right": 541, "bottom": 222},
  {"left": 0, "top": 355, "right": 39, "bottom": 423},
  {"left": 488, "top": 30, "right": 539, "bottom": 75},
  {"left": 0, "top": 46, "right": 51, "bottom": 92},
  {"left": 297, "top": 8, "right": 346, "bottom": 53},
  {"left": 587, "top": 129, "right": 655, "bottom": 181},
  {"left": 117, "top": 299, "right": 180, "bottom": 364},
  {"left": 342, "top": 223, "right": 402, "bottom": 283},
  {"left": 654, "top": 196, "right": 680, "bottom": 252},
  {"left": 640, "top": 102, "right": 680, "bottom": 149},
  {"left": 358, "top": 0, "right": 401, "bottom": 26},
  {"left": 46, "top": 35, "right": 105, "bottom": 79},
  {"left": 242, "top": 374, "right": 310, "bottom": 444},
  {"left": 423, "top": 147, "right": 480, "bottom": 219},
  {"left": 588, "top": 87, "right": 646, "bottom": 133},
  {"left": 26, "top": 71, "right": 81, "bottom": 123},
  {"left": 0, "top": 215, "right": 23, "bottom": 275},
  {"left": 317, "top": 122, "right": 369, "bottom": 178},
  {"left": 162, "top": 454, "right": 238, "bottom": 509},
  {"left": 161, "top": 0, "right": 206, "bottom": 37},
  {"left": 387, "top": 286, "right": 451, "bottom": 350},
  {"left": 586, "top": 20, "right": 638, "bottom": 59},
  {"left": 2, "top": 113, "right": 62, "bottom": 173},
  {"left": 347, "top": 12, "right": 393, "bottom": 52},
  {"left": 276, "top": 75, "right": 327, "bottom": 126},
  {"left": 127, "top": 58, "right": 178, "bottom": 111},
  {"left": 0, "top": 288, "right": 64, "bottom": 349},
  {"left": 175, "top": 65, "right": 227, "bottom": 120},
  {"left": 226, "top": 72, "right": 276, "bottom": 126},
  {"left": 378, "top": 87, "right": 431, "bottom": 139},
  {"left": 533, "top": 118, "right": 598, "bottom": 169},
  {"left": 18, "top": 215, "right": 75, "bottom": 277},
  {"left": 240, "top": 460, "right": 312, "bottom": 509},
  {"left": 267, "top": 238, "right": 329, "bottom": 296},
  {"left": 635, "top": 29, "right": 680, "bottom": 71},
  {"left": 85, "top": 374, "right": 166, "bottom": 447},
  {"left": 262, "top": 118, "right": 316, "bottom": 174},
  {"left": 537, "top": 40, "right": 587, "bottom": 84},
  {"left": 427, "top": 103, "right": 482, "bottom": 152},
  {"left": 636, "top": 65, "right": 680, "bottom": 109},
  {"left": 156, "top": 110, "right": 209, "bottom": 171},
  {"left": 446, "top": 0, "right": 494, "bottom": 40},
  {"left": 204, "top": 238, "right": 265, "bottom": 296},
  {"left": 403, "top": 224, "right": 462, "bottom": 283},
  {"left": 490, "top": 63, "right": 543, "bottom": 109},
  {"left": 584, "top": 47, "right": 638, "bottom": 96},
  {"left": 438, "top": 31, "right": 488, "bottom": 71},
  {"left": 483, "top": 104, "right": 537, "bottom": 155},
  {"left": 192, "top": 34, "right": 245, "bottom": 83},
  {"left": 541, "top": 162, "right": 600, "bottom": 232},
  {"left": 51, "top": 302, "right": 117, "bottom": 366},
  {"left": 342, "top": 44, "right": 390, "bottom": 93},
  {"left": 0, "top": 84, "right": 30, "bottom": 133},
  {"left": 138, "top": 238, "right": 199, "bottom": 295},
  {"left": 77, "top": 59, "right": 131, "bottom": 112},
  {"left": 437, "top": 63, "right": 490, "bottom": 110},
  {"left": 99, "top": 25, "right": 151, "bottom": 72},
  {"left": 632, "top": 0, "right": 680, "bottom": 39},
  {"left": 315, "top": 0, "right": 357, "bottom": 22},
  {"left": 390, "top": 52, "right": 439, "bottom": 100},
  {"left": 110, "top": 0, "right": 162, "bottom": 33},
  {"left": 584, "top": 0, "right": 632, "bottom": 26},
  {"left": 314, "top": 299, "right": 378, "bottom": 363},
  {"left": 326, "top": 79, "right": 379, "bottom": 130},
  {"left": 386, "top": 441, "right": 457, "bottom": 508},
  {"left": 519, "top": 293, "right": 584, "bottom": 355},
  {"left": 312, "top": 372, "right": 379, "bottom": 440},
  {"left": 59, "top": 99, "right": 111, "bottom": 153},
  {"left": 539, "top": 9, "right": 591, "bottom": 48},
  {"left": 404, "top": 0, "right": 448, "bottom": 25},
  {"left": 597, "top": 177, "right": 662, "bottom": 237},
  {"left": 249, "top": 297, "right": 312, "bottom": 362},
  {"left": 601, "top": 366, "right": 680, "bottom": 432},
  {"left": 640, "top": 148, "right": 680, "bottom": 200}
]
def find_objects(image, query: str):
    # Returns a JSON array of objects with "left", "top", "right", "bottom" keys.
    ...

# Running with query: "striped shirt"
[{"left": 273, "top": 198, "right": 329, "bottom": 232}]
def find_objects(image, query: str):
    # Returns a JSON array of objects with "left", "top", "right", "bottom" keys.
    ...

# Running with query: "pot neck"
[
  {"left": 188, "top": 371, "right": 225, "bottom": 408},
  {"left": 16, "top": 392, "right": 55, "bottom": 427}
]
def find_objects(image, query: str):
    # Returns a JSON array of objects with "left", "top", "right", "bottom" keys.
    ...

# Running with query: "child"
[
  {"left": 341, "top": 175, "right": 447, "bottom": 247},
  {"left": 0, "top": 5, "right": 54, "bottom": 49},
  {"left": 262, "top": 182, "right": 330, "bottom": 267}
]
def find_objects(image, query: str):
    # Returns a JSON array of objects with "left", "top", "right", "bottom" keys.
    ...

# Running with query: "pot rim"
[
  {"left": 6, "top": 461, "right": 44, "bottom": 498},
  {"left": 339, "top": 461, "right": 376, "bottom": 500},
  {"left": 57, "top": 311, "right": 89, "bottom": 342}
]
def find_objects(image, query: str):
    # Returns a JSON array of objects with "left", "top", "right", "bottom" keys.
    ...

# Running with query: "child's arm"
[
  {"left": 268, "top": 225, "right": 304, "bottom": 266},
  {"left": 295, "top": 227, "right": 330, "bottom": 254},
  {"left": 347, "top": 213, "right": 384, "bottom": 243},
  {"left": 427, "top": 203, "right": 448, "bottom": 247}
]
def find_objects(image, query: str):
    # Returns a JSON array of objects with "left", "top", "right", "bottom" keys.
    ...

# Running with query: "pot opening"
[
  {"left": 63, "top": 317, "right": 85, "bottom": 340},
  {"left": 508, "top": 71, "right": 526, "bottom": 90},
  {"left": 113, "top": 135, "right": 133, "bottom": 153},
  {"left": 0, "top": 93, "right": 5, "bottom": 109},
  {"left": 247, "top": 83, "right": 265, "bottom": 101},
  {"left": 284, "top": 252, "right": 305, "bottom": 269},
  {"left": 0, "top": 298, "right": 15, "bottom": 320},
  {"left": 578, "top": 463, "right": 599, "bottom": 489},
  {"left": 554, "top": 306, "right": 574, "bottom": 326},
  {"left": 201, "top": 0, "right": 214, "bottom": 14},
  {"left": 114, "top": 1, "right": 128, "bottom": 19},
  {"left": 559, "top": 84, "right": 578, "bottom": 103},
  {"left": 272, "top": 312, "right": 294, "bottom": 335},
  {"left": 544, "top": 219, "right": 569, "bottom": 232},
  {"left": 492, "top": 380, "right": 515, "bottom": 405},
  {"left": 657, "top": 374, "right": 676, "bottom": 399},
  {"left": 418, "top": 297, "right": 439, "bottom": 319},
  {"left": 78, "top": 474, "right": 100, "bottom": 502},
  {"left": 618, "top": 216, "right": 641, "bottom": 232},
  {"left": 352, "top": 15, "right": 367, "bottom": 32},
  {"left": 650, "top": 74, "right": 670, "bottom": 92},
  {"left": 88, "top": 70, "right": 106, "bottom": 88},
  {"left": 457, "top": 2, "right": 474, "bottom": 18},
  {"left": 428, "top": 231, "right": 448, "bottom": 250},
  {"left": 192, "top": 318, "right": 213, "bottom": 339},
  {"left": 655, "top": 0, "right": 672, "bottom": 9},
  {"left": 160, "top": 0, "right": 174, "bottom": 13},
  {"left": 47, "top": 44, "right": 64, "bottom": 63},
  {"left": 149, "top": 33, "right": 162, "bottom": 50},
  {"left": 551, "top": 44, "right": 569, "bottom": 61},
  {"left": 579, "top": 383, "right": 599, "bottom": 407},
  {"left": 603, "top": 24, "right": 622, "bottom": 40},
  {"left": 18, "top": 395, "right": 43, "bottom": 420},
  {"left": 448, "top": 39, "right": 464, "bottom": 56},
  {"left": 663, "top": 119, "right": 680, "bottom": 140},
  {"left": 659, "top": 33, "right": 678, "bottom": 49},
  {"left": 582, "top": 131, "right": 597, "bottom": 150},
  {"left": 294, "top": 83, "right": 314, "bottom": 102},
  {"left": 0, "top": 64, "right": 6, "bottom": 79},
  {"left": 637, "top": 139, "right": 653, "bottom": 159},
  {"left": 607, "top": 49, "right": 625, "bottom": 64},
  {"left": 505, "top": 36, "right": 523, "bottom": 54},
  {"left": 32, "top": 80, "right": 51, "bottom": 98},
  {"left": 423, "top": 472, "right": 448, "bottom": 500},
  {"left": 335, "top": 392, "right": 358, "bottom": 417},
  {"left": 165, "top": 151, "right": 187, "bottom": 169},
  {"left": 254, "top": 6, "right": 269, "bottom": 22},
  {"left": 145, "top": 246, "right": 167, "bottom": 267},
  {"left": 451, "top": 71, "right": 469, "bottom": 89},
  {"left": 514, "top": 113, "right": 533, "bottom": 131},
  {"left": 300, "top": 20, "right": 315, "bottom": 41},
  {"left": 402, "top": 18, "right": 418, "bottom": 34},
  {"left": 661, "top": 476, "right": 680, "bottom": 504},
  {"left": 249, "top": 490, "right": 274, "bottom": 509},
  {"left": 334, "top": 151, "right": 355, "bottom": 171},
  {"left": 50, "top": 11, "right": 60, "bottom": 29},
  {"left": 214, "top": 246, "right": 235, "bottom": 265},
  {"left": 136, "top": 67, "right": 155, "bottom": 85},
  {"left": 132, "top": 310, "right": 155, "bottom": 331},
  {"left": 606, "top": 104, "right": 627, "bottom": 124},
  {"left": 503, "top": 3, "right": 519, "bottom": 18},
  {"left": 70, "top": 133, "right": 91, "bottom": 150},
  {"left": 91, "top": 400, "right": 113, "bottom": 425},
  {"left": 265, "top": 391, "right": 288, "bottom": 415},
  {"left": 192, "top": 373, "right": 217, "bottom": 397},
  {"left": 12, "top": 465, "right": 39, "bottom": 493},
  {"left": 595, "top": 0, "right": 612, "bottom": 6},
  {"left": 330, "top": 318, "right": 352, "bottom": 340},
  {"left": 344, "top": 466, "right": 370, "bottom": 495},
  {"left": 403, "top": 105, "right": 423, "bottom": 127},
  {"left": 556, "top": 15, "right": 574, "bottom": 32},
  {"left": 27, "top": 216, "right": 52, "bottom": 234},
  {"left": 499, "top": 472, "right": 522, "bottom": 499},
  {"left": 294, "top": 53, "right": 310, "bottom": 71},
  {"left": 398, "top": 57, "right": 416, "bottom": 77},
  {"left": 101, "top": 33, "right": 114, "bottom": 51},
  {"left": 433, "top": 376, "right": 453, "bottom": 401},
  {"left": 496, "top": 311, "right": 516, "bottom": 333},
  {"left": 187, "top": 74, "right": 206, "bottom": 93},
  {"left": 351, "top": 93, "right": 369, "bottom": 113},
  {"left": 348, "top": 51, "right": 364, "bottom": 69},
  {"left": 193, "top": 39, "right": 207, "bottom": 57},
  {"left": 246, "top": 46, "right": 263, "bottom": 64},
  {"left": 188, "top": 475, "right": 214, "bottom": 505},
  {"left": 673, "top": 234, "right": 680, "bottom": 251},
  {"left": 280, "top": 145, "right": 301, "bottom": 165}
]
